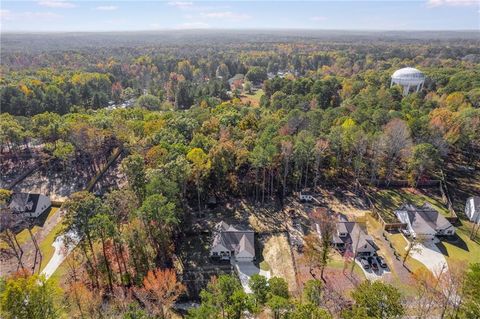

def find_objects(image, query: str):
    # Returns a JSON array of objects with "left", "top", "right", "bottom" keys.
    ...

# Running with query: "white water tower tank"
[{"left": 391, "top": 67, "right": 425, "bottom": 96}]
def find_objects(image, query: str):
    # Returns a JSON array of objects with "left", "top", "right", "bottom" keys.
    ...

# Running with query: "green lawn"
[
  {"left": 39, "top": 218, "right": 64, "bottom": 272},
  {"left": 372, "top": 188, "right": 449, "bottom": 223},
  {"left": 0, "top": 207, "right": 59, "bottom": 249},
  {"left": 259, "top": 260, "right": 271, "bottom": 271},
  {"left": 241, "top": 89, "right": 264, "bottom": 106},
  {"left": 387, "top": 233, "right": 428, "bottom": 274},
  {"left": 328, "top": 253, "right": 365, "bottom": 279},
  {"left": 437, "top": 223, "right": 480, "bottom": 267},
  {"left": 248, "top": 89, "right": 264, "bottom": 100}
]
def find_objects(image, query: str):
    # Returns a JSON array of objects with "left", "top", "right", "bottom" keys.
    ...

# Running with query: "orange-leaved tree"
[{"left": 141, "top": 268, "right": 186, "bottom": 318}]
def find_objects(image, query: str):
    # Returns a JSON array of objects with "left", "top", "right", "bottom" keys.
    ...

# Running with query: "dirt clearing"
[{"left": 262, "top": 234, "right": 297, "bottom": 292}]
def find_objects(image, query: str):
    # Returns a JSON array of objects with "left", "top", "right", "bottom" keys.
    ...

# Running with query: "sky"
[{"left": 1, "top": 0, "right": 479, "bottom": 32}]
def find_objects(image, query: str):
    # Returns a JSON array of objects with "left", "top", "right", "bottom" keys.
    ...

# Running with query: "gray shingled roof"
[
  {"left": 212, "top": 221, "right": 255, "bottom": 257},
  {"left": 9, "top": 193, "right": 39, "bottom": 214},
  {"left": 395, "top": 203, "right": 453, "bottom": 233},
  {"left": 332, "top": 222, "right": 379, "bottom": 252}
]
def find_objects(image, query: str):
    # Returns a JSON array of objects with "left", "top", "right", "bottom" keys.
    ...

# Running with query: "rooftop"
[
  {"left": 332, "top": 222, "right": 379, "bottom": 252},
  {"left": 212, "top": 221, "right": 255, "bottom": 257},
  {"left": 391, "top": 67, "right": 425, "bottom": 80}
]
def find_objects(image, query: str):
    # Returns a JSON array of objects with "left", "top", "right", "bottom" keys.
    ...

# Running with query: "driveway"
[
  {"left": 408, "top": 238, "right": 448, "bottom": 276},
  {"left": 233, "top": 261, "right": 271, "bottom": 293},
  {"left": 354, "top": 258, "right": 391, "bottom": 281},
  {"left": 41, "top": 231, "right": 79, "bottom": 279}
]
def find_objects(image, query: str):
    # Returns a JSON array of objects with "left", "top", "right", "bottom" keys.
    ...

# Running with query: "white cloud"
[
  {"left": 200, "top": 11, "right": 251, "bottom": 21},
  {"left": 167, "top": 2, "right": 194, "bottom": 9},
  {"left": 175, "top": 22, "right": 210, "bottom": 29},
  {"left": 427, "top": 0, "right": 479, "bottom": 7},
  {"left": 95, "top": 5, "right": 118, "bottom": 11},
  {"left": 310, "top": 16, "right": 327, "bottom": 22},
  {"left": 38, "top": 0, "right": 76, "bottom": 8},
  {"left": 1, "top": 10, "right": 62, "bottom": 21}
]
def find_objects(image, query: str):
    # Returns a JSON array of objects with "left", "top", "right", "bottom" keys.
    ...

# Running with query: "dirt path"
[{"left": 0, "top": 208, "right": 64, "bottom": 276}]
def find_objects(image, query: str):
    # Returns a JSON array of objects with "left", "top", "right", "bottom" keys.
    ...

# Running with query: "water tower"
[{"left": 391, "top": 67, "right": 425, "bottom": 96}]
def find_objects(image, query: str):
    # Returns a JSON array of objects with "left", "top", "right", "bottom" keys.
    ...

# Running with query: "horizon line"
[{"left": 2, "top": 28, "right": 479, "bottom": 34}]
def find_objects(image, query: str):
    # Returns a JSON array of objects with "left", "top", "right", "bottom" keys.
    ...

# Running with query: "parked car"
[
  {"left": 368, "top": 257, "right": 378, "bottom": 271},
  {"left": 360, "top": 258, "right": 370, "bottom": 269},
  {"left": 377, "top": 256, "right": 388, "bottom": 268}
]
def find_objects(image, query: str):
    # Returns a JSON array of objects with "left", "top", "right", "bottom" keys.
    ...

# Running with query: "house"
[
  {"left": 465, "top": 196, "right": 480, "bottom": 223},
  {"left": 228, "top": 74, "right": 245, "bottom": 91},
  {"left": 332, "top": 222, "right": 379, "bottom": 257},
  {"left": 299, "top": 190, "right": 313, "bottom": 202},
  {"left": 8, "top": 192, "right": 51, "bottom": 218},
  {"left": 210, "top": 221, "right": 255, "bottom": 262},
  {"left": 395, "top": 203, "right": 455, "bottom": 240}
]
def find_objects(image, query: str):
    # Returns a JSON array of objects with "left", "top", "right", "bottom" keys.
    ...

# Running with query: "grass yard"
[
  {"left": 240, "top": 89, "right": 264, "bottom": 107},
  {"left": 387, "top": 233, "right": 429, "bottom": 274},
  {"left": 259, "top": 260, "right": 270, "bottom": 271},
  {"left": 437, "top": 223, "right": 480, "bottom": 267},
  {"left": 372, "top": 188, "right": 449, "bottom": 223},
  {"left": 327, "top": 253, "right": 365, "bottom": 279},
  {"left": 0, "top": 207, "right": 59, "bottom": 249},
  {"left": 39, "top": 218, "right": 64, "bottom": 272}
]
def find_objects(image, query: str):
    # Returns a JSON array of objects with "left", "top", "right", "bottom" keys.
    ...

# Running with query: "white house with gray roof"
[
  {"left": 332, "top": 222, "right": 379, "bottom": 257},
  {"left": 210, "top": 221, "right": 255, "bottom": 262},
  {"left": 395, "top": 203, "right": 455, "bottom": 240},
  {"left": 465, "top": 196, "right": 480, "bottom": 224},
  {"left": 9, "top": 192, "right": 51, "bottom": 218}
]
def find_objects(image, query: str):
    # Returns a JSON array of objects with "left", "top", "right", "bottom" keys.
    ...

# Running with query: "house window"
[
  {"left": 339, "top": 232, "right": 347, "bottom": 237},
  {"left": 212, "top": 252, "right": 218, "bottom": 256}
]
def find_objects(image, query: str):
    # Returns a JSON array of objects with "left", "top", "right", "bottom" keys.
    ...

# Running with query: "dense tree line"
[{"left": 1, "top": 36, "right": 480, "bottom": 318}]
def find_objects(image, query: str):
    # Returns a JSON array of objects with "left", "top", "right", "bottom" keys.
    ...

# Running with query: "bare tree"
[
  {"left": 21, "top": 216, "right": 43, "bottom": 274},
  {"left": 437, "top": 261, "right": 467, "bottom": 319},
  {"left": 313, "top": 139, "right": 329, "bottom": 190},
  {"left": 312, "top": 209, "right": 336, "bottom": 279},
  {"left": 352, "top": 133, "right": 368, "bottom": 192},
  {"left": 368, "top": 135, "right": 383, "bottom": 184},
  {"left": 412, "top": 267, "right": 444, "bottom": 318},
  {"left": 0, "top": 209, "right": 25, "bottom": 270},
  {"left": 403, "top": 235, "right": 429, "bottom": 266},
  {"left": 281, "top": 140, "right": 293, "bottom": 199},
  {"left": 381, "top": 119, "right": 412, "bottom": 183}
]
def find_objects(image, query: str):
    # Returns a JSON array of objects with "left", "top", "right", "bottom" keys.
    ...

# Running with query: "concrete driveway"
[
  {"left": 42, "top": 231, "right": 79, "bottom": 279},
  {"left": 409, "top": 239, "right": 448, "bottom": 276},
  {"left": 233, "top": 261, "right": 271, "bottom": 293},
  {"left": 355, "top": 258, "right": 391, "bottom": 281}
]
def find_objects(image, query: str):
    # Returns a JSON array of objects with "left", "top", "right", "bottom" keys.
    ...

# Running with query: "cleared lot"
[{"left": 261, "top": 234, "right": 297, "bottom": 292}]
